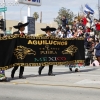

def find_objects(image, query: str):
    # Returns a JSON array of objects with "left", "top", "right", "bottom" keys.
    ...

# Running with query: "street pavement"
[
  {"left": 0, "top": 84, "right": 100, "bottom": 100},
  {"left": 0, "top": 65, "right": 100, "bottom": 100},
  {"left": 4, "top": 65, "right": 100, "bottom": 88}
]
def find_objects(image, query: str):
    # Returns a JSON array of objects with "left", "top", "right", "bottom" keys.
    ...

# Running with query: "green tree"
[
  {"left": 54, "top": 7, "right": 75, "bottom": 25},
  {"left": 33, "top": 12, "right": 39, "bottom": 21}
]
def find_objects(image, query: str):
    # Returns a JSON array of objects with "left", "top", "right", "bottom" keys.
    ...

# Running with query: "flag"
[{"left": 84, "top": 4, "right": 94, "bottom": 15}]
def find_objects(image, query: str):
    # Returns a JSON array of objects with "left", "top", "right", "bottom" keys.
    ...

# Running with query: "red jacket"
[
  {"left": 95, "top": 23, "right": 100, "bottom": 31},
  {"left": 86, "top": 28, "right": 90, "bottom": 32},
  {"left": 82, "top": 17, "right": 87, "bottom": 25}
]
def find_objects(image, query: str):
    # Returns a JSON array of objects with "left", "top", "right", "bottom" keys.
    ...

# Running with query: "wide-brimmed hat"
[
  {"left": 41, "top": 26, "right": 56, "bottom": 31},
  {"left": 13, "top": 22, "right": 29, "bottom": 29}
]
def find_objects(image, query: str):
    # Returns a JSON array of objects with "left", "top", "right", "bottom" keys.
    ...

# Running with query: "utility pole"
[
  {"left": 40, "top": 11, "right": 42, "bottom": 23},
  {"left": 2, "top": 0, "right": 6, "bottom": 35},
  {"left": 20, "top": 5, "right": 27, "bottom": 22},
  {"left": 28, "top": 5, "right": 31, "bottom": 17}
]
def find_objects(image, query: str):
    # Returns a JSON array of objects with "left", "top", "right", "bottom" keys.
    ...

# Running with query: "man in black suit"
[
  {"left": 11, "top": 22, "right": 29, "bottom": 79},
  {"left": 38, "top": 26, "right": 56, "bottom": 76}
]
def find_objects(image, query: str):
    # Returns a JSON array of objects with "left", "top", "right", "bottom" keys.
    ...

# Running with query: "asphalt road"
[
  {"left": 0, "top": 83, "right": 100, "bottom": 100},
  {"left": 0, "top": 66, "right": 100, "bottom": 100}
]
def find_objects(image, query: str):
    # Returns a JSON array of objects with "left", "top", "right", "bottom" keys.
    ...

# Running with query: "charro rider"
[
  {"left": 11, "top": 22, "right": 29, "bottom": 79},
  {"left": 38, "top": 26, "right": 56, "bottom": 76}
]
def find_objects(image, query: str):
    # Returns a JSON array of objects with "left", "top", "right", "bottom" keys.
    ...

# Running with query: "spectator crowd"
[{"left": 54, "top": 13, "right": 100, "bottom": 68}]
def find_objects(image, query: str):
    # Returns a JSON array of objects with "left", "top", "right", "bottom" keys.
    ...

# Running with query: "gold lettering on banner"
[
  {"left": 53, "top": 41, "right": 59, "bottom": 45},
  {"left": 38, "top": 40, "right": 43, "bottom": 45},
  {"left": 40, "top": 45, "right": 58, "bottom": 54},
  {"left": 61, "top": 42, "right": 66, "bottom": 45},
  {"left": 33, "top": 40, "right": 37, "bottom": 44},
  {"left": 27, "top": 40, "right": 67, "bottom": 45},
  {"left": 43, "top": 40, "right": 52, "bottom": 45},
  {"left": 40, "top": 51, "right": 57, "bottom": 54},
  {"left": 56, "top": 41, "right": 61, "bottom": 45},
  {"left": 28, "top": 40, "right": 33, "bottom": 44}
]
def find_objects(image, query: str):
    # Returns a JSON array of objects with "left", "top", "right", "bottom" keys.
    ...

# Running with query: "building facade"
[{"left": 0, "top": 16, "right": 58, "bottom": 36}]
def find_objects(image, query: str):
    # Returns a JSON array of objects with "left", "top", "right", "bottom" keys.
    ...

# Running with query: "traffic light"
[{"left": 0, "top": 19, "right": 4, "bottom": 31}]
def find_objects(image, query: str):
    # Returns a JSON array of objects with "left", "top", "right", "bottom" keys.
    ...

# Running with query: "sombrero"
[
  {"left": 13, "top": 22, "right": 29, "bottom": 29},
  {"left": 41, "top": 26, "right": 56, "bottom": 31}
]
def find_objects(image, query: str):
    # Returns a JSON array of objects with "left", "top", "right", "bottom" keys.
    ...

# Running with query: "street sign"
[
  {"left": 0, "top": 7, "right": 7, "bottom": 12},
  {"left": 6, "top": 30, "right": 11, "bottom": 34}
]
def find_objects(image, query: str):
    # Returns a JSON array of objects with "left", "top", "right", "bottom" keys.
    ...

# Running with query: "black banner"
[{"left": 0, "top": 35, "right": 85, "bottom": 70}]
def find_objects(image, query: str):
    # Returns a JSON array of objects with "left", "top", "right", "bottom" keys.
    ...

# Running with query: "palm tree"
[{"left": 33, "top": 12, "right": 39, "bottom": 21}]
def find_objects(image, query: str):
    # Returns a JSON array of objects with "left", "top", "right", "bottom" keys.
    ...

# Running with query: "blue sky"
[{"left": 0, "top": 0, "right": 99, "bottom": 23}]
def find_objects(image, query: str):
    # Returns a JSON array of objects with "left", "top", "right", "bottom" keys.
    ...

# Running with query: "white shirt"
[
  {"left": 90, "top": 32, "right": 94, "bottom": 36},
  {"left": 60, "top": 33, "right": 64, "bottom": 38},
  {"left": 56, "top": 31, "right": 61, "bottom": 37},
  {"left": 67, "top": 31, "right": 73, "bottom": 38},
  {"left": 19, "top": 31, "right": 24, "bottom": 34},
  {"left": 58, "top": 31, "right": 61, "bottom": 35}
]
